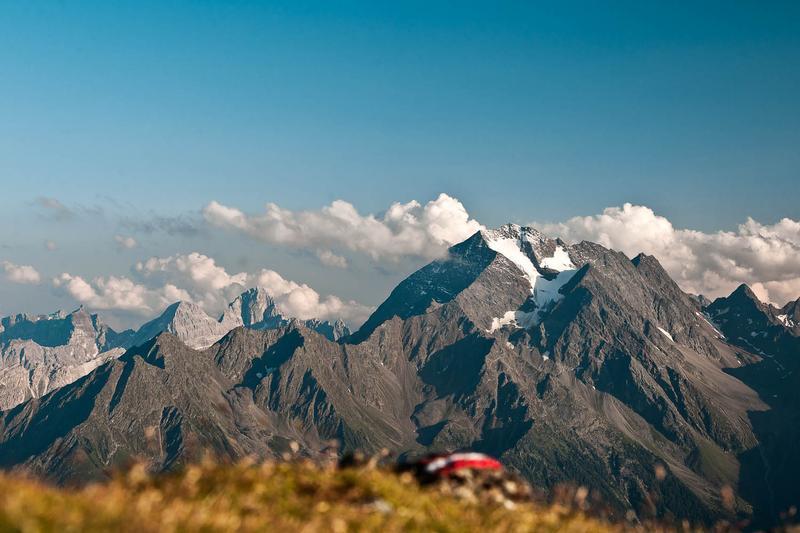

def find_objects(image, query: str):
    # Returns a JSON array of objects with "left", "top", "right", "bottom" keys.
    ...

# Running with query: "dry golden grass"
[{"left": 0, "top": 458, "right": 630, "bottom": 533}]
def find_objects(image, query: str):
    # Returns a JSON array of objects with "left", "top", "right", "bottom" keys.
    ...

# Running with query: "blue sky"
[{"left": 1, "top": 2, "right": 799, "bottom": 327}]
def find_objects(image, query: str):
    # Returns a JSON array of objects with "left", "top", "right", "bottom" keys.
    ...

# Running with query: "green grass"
[{"left": 0, "top": 458, "right": 629, "bottom": 532}]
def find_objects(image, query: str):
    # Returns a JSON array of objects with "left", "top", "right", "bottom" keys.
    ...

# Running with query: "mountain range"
[
  {"left": 0, "top": 224, "right": 798, "bottom": 526},
  {"left": 0, "top": 287, "right": 349, "bottom": 410}
]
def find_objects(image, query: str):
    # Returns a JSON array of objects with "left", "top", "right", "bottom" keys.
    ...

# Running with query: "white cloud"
[
  {"left": 1, "top": 261, "right": 41, "bottom": 284},
  {"left": 114, "top": 235, "right": 138, "bottom": 249},
  {"left": 251, "top": 269, "right": 370, "bottom": 324},
  {"left": 135, "top": 252, "right": 248, "bottom": 311},
  {"left": 315, "top": 249, "right": 348, "bottom": 269},
  {"left": 53, "top": 273, "right": 189, "bottom": 313},
  {"left": 203, "top": 193, "right": 484, "bottom": 263},
  {"left": 138, "top": 252, "right": 371, "bottom": 324},
  {"left": 137, "top": 252, "right": 247, "bottom": 292},
  {"left": 51, "top": 252, "right": 372, "bottom": 325},
  {"left": 537, "top": 203, "right": 800, "bottom": 306},
  {"left": 54, "top": 256, "right": 240, "bottom": 318}
]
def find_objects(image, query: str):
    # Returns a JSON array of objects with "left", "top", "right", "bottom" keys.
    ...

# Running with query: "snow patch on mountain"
[
  {"left": 657, "top": 327, "right": 674, "bottom": 342},
  {"left": 533, "top": 268, "right": 576, "bottom": 308},
  {"left": 776, "top": 314, "right": 796, "bottom": 328},
  {"left": 539, "top": 245, "right": 575, "bottom": 271},
  {"left": 484, "top": 229, "right": 578, "bottom": 333},
  {"left": 483, "top": 229, "right": 540, "bottom": 291},
  {"left": 488, "top": 310, "right": 538, "bottom": 333}
]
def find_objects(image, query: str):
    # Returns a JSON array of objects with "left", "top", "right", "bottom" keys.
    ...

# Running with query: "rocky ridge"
[{"left": 0, "top": 288, "right": 351, "bottom": 410}]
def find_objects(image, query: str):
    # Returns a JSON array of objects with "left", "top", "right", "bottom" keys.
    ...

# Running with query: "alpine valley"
[{"left": 1, "top": 225, "right": 798, "bottom": 526}]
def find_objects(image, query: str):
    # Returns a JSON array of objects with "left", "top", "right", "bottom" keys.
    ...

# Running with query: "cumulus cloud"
[
  {"left": 1, "top": 261, "right": 41, "bottom": 284},
  {"left": 53, "top": 252, "right": 370, "bottom": 326},
  {"left": 537, "top": 203, "right": 800, "bottom": 306},
  {"left": 134, "top": 252, "right": 370, "bottom": 324},
  {"left": 114, "top": 235, "right": 138, "bottom": 249},
  {"left": 135, "top": 252, "right": 248, "bottom": 311},
  {"left": 52, "top": 273, "right": 190, "bottom": 313},
  {"left": 202, "top": 193, "right": 484, "bottom": 263},
  {"left": 315, "top": 249, "right": 348, "bottom": 269},
  {"left": 250, "top": 269, "right": 370, "bottom": 323}
]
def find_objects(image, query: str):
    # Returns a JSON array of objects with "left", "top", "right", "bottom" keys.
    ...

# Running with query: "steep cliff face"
[
  {"left": 0, "top": 308, "right": 128, "bottom": 410},
  {"left": 132, "top": 301, "right": 232, "bottom": 350}
]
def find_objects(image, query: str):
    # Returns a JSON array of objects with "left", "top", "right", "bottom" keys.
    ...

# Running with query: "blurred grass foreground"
[{"left": 0, "top": 457, "right": 626, "bottom": 533}]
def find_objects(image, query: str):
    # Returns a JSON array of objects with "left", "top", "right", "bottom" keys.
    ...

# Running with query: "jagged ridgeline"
[
  {"left": 0, "top": 287, "right": 350, "bottom": 410},
  {"left": 1, "top": 224, "right": 798, "bottom": 526}
]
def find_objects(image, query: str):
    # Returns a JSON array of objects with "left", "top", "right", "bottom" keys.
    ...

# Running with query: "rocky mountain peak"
[
  {"left": 780, "top": 297, "right": 800, "bottom": 319},
  {"left": 630, "top": 252, "right": 675, "bottom": 276},
  {"left": 703, "top": 283, "right": 800, "bottom": 357},
  {"left": 351, "top": 223, "right": 582, "bottom": 342},
  {"left": 479, "top": 224, "right": 558, "bottom": 266},
  {"left": 690, "top": 294, "right": 713, "bottom": 308},
  {"left": 0, "top": 306, "right": 110, "bottom": 349},
  {"left": 707, "top": 284, "right": 767, "bottom": 319},
  {"left": 220, "top": 287, "right": 280, "bottom": 327},
  {"left": 132, "top": 301, "right": 226, "bottom": 350},
  {"left": 730, "top": 283, "right": 761, "bottom": 304},
  {"left": 168, "top": 300, "right": 205, "bottom": 319},
  {"left": 302, "top": 317, "right": 351, "bottom": 341},
  {"left": 0, "top": 305, "right": 129, "bottom": 410},
  {"left": 776, "top": 297, "right": 800, "bottom": 332},
  {"left": 481, "top": 223, "right": 523, "bottom": 240},
  {"left": 630, "top": 252, "right": 648, "bottom": 265}
]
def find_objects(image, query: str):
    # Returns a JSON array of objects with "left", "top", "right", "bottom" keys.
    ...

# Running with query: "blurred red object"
[{"left": 416, "top": 452, "right": 503, "bottom": 477}]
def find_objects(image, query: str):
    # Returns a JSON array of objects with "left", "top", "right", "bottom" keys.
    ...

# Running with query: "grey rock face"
[
  {"left": 779, "top": 297, "right": 800, "bottom": 335},
  {"left": 0, "top": 308, "right": 129, "bottom": 410},
  {"left": 222, "top": 288, "right": 351, "bottom": 341},
  {"left": 689, "top": 294, "right": 713, "bottom": 309},
  {"left": 133, "top": 288, "right": 351, "bottom": 350},
  {"left": 301, "top": 318, "right": 351, "bottom": 342},
  {"left": 0, "top": 289, "right": 351, "bottom": 411},
  {"left": 1, "top": 226, "right": 798, "bottom": 526},
  {"left": 133, "top": 301, "right": 232, "bottom": 350},
  {"left": 220, "top": 287, "right": 283, "bottom": 329}
]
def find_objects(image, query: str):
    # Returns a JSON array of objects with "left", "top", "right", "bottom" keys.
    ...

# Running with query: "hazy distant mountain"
[
  {"left": 131, "top": 287, "right": 350, "bottom": 350},
  {"left": 221, "top": 287, "right": 351, "bottom": 341},
  {"left": 132, "top": 301, "right": 233, "bottom": 350},
  {"left": 0, "top": 308, "right": 130, "bottom": 410},
  {"left": 1, "top": 225, "right": 797, "bottom": 526},
  {"left": 0, "top": 288, "right": 350, "bottom": 410}
]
